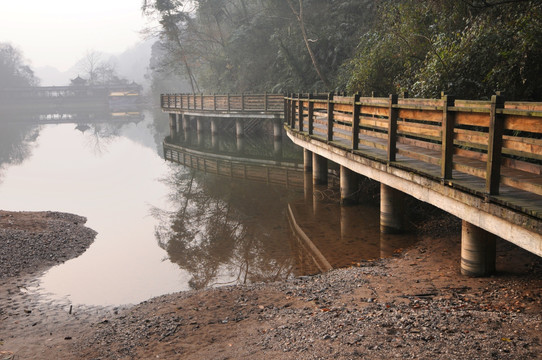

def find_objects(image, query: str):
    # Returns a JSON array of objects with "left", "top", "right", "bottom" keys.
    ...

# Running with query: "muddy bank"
[{"left": 1, "top": 210, "right": 541, "bottom": 359}]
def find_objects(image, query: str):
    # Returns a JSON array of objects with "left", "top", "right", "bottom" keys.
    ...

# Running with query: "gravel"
[{"left": 0, "top": 211, "right": 96, "bottom": 278}]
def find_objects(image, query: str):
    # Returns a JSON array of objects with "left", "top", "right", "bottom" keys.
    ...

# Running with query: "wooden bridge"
[
  {"left": 161, "top": 93, "right": 284, "bottom": 118},
  {"left": 162, "top": 92, "right": 542, "bottom": 276},
  {"left": 163, "top": 138, "right": 304, "bottom": 189}
]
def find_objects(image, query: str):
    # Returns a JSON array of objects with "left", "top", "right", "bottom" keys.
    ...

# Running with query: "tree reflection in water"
[{"left": 152, "top": 163, "right": 300, "bottom": 290}]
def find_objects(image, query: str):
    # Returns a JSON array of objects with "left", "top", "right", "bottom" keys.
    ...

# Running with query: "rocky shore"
[{"left": 1, "top": 210, "right": 541, "bottom": 359}]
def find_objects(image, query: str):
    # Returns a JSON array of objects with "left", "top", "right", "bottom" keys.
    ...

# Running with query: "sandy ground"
[{"left": 0, "top": 210, "right": 541, "bottom": 359}]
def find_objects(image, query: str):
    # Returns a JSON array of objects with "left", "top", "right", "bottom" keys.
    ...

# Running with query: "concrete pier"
[
  {"left": 236, "top": 136, "right": 244, "bottom": 153},
  {"left": 182, "top": 114, "right": 190, "bottom": 132},
  {"left": 461, "top": 221, "right": 496, "bottom": 276},
  {"left": 274, "top": 138, "right": 282, "bottom": 159},
  {"left": 273, "top": 118, "right": 282, "bottom": 139},
  {"left": 304, "top": 149, "right": 313, "bottom": 173},
  {"left": 340, "top": 166, "right": 359, "bottom": 206},
  {"left": 197, "top": 117, "right": 204, "bottom": 133},
  {"left": 312, "top": 153, "right": 327, "bottom": 185},
  {"left": 236, "top": 119, "right": 244, "bottom": 138},
  {"left": 211, "top": 118, "right": 218, "bottom": 135},
  {"left": 380, "top": 184, "right": 404, "bottom": 234},
  {"left": 176, "top": 114, "right": 181, "bottom": 132},
  {"left": 169, "top": 113, "right": 177, "bottom": 135}
]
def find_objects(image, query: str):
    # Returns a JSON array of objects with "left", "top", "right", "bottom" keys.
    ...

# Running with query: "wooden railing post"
[
  {"left": 308, "top": 93, "right": 314, "bottom": 135},
  {"left": 264, "top": 92, "right": 268, "bottom": 112},
  {"left": 227, "top": 93, "right": 231, "bottom": 112},
  {"left": 213, "top": 93, "right": 217, "bottom": 111},
  {"left": 290, "top": 94, "right": 296, "bottom": 130},
  {"left": 201, "top": 93, "right": 204, "bottom": 110},
  {"left": 352, "top": 92, "right": 361, "bottom": 150},
  {"left": 298, "top": 94, "right": 304, "bottom": 132},
  {"left": 486, "top": 94, "right": 505, "bottom": 195},
  {"left": 441, "top": 94, "right": 456, "bottom": 179},
  {"left": 283, "top": 94, "right": 288, "bottom": 125},
  {"left": 180, "top": 93, "right": 184, "bottom": 109},
  {"left": 387, "top": 94, "right": 399, "bottom": 162},
  {"left": 327, "top": 92, "right": 334, "bottom": 141},
  {"left": 241, "top": 93, "right": 245, "bottom": 111}
]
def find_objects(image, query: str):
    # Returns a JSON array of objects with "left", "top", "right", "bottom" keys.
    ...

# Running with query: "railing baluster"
[
  {"left": 352, "top": 93, "right": 361, "bottom": 150},
  {"left": 486, "top": 94, "right": 505, "bottom": 195},
  {"left": 308, "top": 93, "right": 314, "bottom": 135},
  {"left": 298, "top": 94, "right": 304, "bottom": 132},
  {"left": 327, "top": 92, "right": 334, "bottom": 142},
  {"left": 387, "top": 94, "right": 399, "bottom": 162},
  {"left": 291, "top": 94, "right": 296, "bottom": 129},
  {"left": 441, "top": 94, "right": 456, "bottom": 179}
]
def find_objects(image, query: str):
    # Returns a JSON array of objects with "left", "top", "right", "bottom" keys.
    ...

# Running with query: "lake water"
[{"left": 0, "top": 108, "right": 412, "bottom": 307}]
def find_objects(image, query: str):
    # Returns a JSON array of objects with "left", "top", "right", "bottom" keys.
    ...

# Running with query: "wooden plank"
[
  {"left": 359, "top": 115, "right": 388, "bottom": 130},
  {"left": 505, "top": 102, "right": 542, "bottom": 111},
  {"left": 398, "top": 108, "right": 443, "bottom": 123},
  {"left": 398, "top": 98, "right": 442, "bottom": 107},
  {"left": 455, "top": 111, "right": 489, "bottom": 127},
  {"left": 313, "top": 102, "right": 328, "bottom": 110},
  {"left": 360, "top": 105, "right": 389, "bottom": 117},
  {"left": 334, "top": 103, "right": 353, "bottom": 112},
  {"left": 397, "top": 122, "right": 441, "bottom": 138},
  {"left": 333, "top": 111, "right": 353, "bottom": 123},
  {"left": 359, "top": 97, "right": 388, "bottom": 106},
  {"left": 333, "top": 95, "right": 353, "bottom": 104},
  {"left": 504, "top": 115, "right": 542, "bottom": 133}
]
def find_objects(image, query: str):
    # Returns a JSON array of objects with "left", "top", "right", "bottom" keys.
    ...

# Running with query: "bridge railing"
[
  {"left": 161, "top": 93, "right": 284, "bottom": 113},
  {"left": 285, "top": 93, "right": 542, "bottom": 200}
]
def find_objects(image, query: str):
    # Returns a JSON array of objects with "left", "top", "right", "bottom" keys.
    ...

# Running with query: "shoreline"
[{"left": 1, "top": 210, "right": 541, "bottom": 359}]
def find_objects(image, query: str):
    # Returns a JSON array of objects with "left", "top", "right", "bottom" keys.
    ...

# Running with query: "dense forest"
[{"left": 144, "top": 0, "right": 542, "bottom": 101}]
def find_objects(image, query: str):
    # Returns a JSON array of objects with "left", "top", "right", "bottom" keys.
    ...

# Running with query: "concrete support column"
[
  {"left": 273, "top": 138, "right": 282, "bottom": 159},
  {"left": 211, "top": 118, "right": 218, "bottom": 135},
  {"left": 380, "top": 184, "right": 404, "bottom": 234},
  {"left": 236, "top": 119, "right": 244, "bottom": 138},
  {"left": 182, "top": 114, "right": 190, "bottom": 132},
  {"left": 169, "top": 113, "right": 177, "bottom": 135},
  {"left": 176, "top": 114, "right": 181, "bottom": 132},
  {"left": 212, "top": 131, "right": 219, "bottom": 150},
  {"left": 461, "top": 221, "right": 496, "bottom": 276},
  {"left": 236, "top": 136, "right": 244, "bottom": 153},
  {"left": 312, "top": 153, "right": 327, "bottom": 185},
  {"left": 196, "top": 117, "right": 204, "bottom": 133},
  {"left": 340, "top": 166, "right": 359, "bottom": 206},
  {"left": 303, "top": 149, "right": 313, "bottom": 173},
  {"left": 273, "top": 118, "right": 282, "bottom": 139}
]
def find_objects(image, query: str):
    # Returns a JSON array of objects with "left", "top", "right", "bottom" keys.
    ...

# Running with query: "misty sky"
[{"left": 0, "top": 0, "right": 149, "bottom": 72}]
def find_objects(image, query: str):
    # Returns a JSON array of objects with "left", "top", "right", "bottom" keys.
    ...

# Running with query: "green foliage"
[{"left": 343, "top": 0, "right": 542, "bottom": 100}]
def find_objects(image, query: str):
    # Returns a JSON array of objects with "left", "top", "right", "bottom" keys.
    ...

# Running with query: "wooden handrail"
[{"left": 282, "top": 93, "right": 542, "bottom": 198}]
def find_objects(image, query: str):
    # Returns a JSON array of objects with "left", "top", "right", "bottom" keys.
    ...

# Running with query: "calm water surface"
[{"left": 0, "top": 109, "right": 414, "bottom": 307}]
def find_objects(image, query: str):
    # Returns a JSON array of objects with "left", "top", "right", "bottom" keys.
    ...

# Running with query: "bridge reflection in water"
[
  {"left": 288, "top": 178, "right": 415, "bottom": 276},
  {"left": 161, "top": 118, "right": 414, "bottom": 286}
]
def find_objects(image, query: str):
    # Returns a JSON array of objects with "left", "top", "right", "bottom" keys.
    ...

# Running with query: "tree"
[{"left": 0, "top": 43, "right": 39, "bottom": 88}]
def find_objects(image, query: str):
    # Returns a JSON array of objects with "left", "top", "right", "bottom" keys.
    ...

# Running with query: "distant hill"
[{"left": 34, "top": 39, "right": 153, "bottom": 88}]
